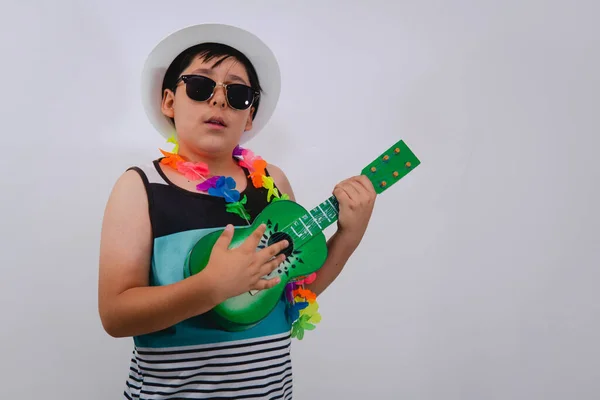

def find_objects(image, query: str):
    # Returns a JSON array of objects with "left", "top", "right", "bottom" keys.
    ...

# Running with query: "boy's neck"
[{"left": 177, "top": 147, "right": 240, "bottom": 177}]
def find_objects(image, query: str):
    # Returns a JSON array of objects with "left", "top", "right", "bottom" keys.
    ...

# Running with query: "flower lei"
[{"left": 159, "top": 135, "right": 321, "bottom": 339}]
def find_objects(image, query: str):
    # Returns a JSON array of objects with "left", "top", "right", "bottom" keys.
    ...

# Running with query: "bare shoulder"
[
  {"left": 102, "top": 169, "right": 149, "bottom": 226},
  {"left": 101, "top": 168, "right": 151, "bottom": 253},
  {"left": 109, "top": 168, "right": 146, "bottom": 200},
  {"left": 267, "top": 163, "right": 296, "bottom": 201}
]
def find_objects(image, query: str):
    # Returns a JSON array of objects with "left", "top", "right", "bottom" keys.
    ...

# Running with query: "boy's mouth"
[{"left": 205, "top": 116, "right": 227, "bottom": 128}]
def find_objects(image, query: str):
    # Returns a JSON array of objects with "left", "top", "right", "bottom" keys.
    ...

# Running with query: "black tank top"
[
  {"left": 131, "top": 159, "right": 280, "bottom": 236},
  {"left": 123, "top": 158, "right": 293, "bottom": 400}
]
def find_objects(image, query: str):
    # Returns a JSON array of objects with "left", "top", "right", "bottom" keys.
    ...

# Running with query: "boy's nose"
[{"left": 211, "top": 84, "right": 227, "bottom": 108}]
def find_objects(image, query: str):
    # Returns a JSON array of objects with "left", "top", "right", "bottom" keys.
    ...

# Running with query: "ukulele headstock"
[{"left": 361, "top": 139, "right": 421, "bottom": 194}]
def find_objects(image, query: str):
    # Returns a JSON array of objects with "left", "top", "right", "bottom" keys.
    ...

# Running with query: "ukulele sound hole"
[{"left": 268, "top": 232, "right": 294, "bottom": 258}]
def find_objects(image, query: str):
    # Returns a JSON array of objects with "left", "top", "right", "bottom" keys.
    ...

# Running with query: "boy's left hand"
[{"left": 333, "top": 175, "right": 377, "bottom": 247}]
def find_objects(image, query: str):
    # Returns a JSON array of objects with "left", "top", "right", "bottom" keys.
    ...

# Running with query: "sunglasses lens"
[
  {"left": 227, "top": 84, "right": 256, "bottom": 110},
  {"left": 185, "top": 76, "right": 215, "bottom": 101}
]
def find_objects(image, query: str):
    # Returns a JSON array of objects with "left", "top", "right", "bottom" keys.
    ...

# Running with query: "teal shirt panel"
[{"left": 133, "top": 227, "right": 292, "bottom": 349}]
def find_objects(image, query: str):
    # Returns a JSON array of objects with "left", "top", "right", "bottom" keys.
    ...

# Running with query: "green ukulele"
[{"left": 183, "top": 139, "right": 421, "bottom": 331}]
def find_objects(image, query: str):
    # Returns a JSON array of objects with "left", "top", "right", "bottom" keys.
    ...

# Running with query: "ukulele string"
[
  {"left": 264, "top": 203, "right": 337, "bottom": 246},
  {"left": 264, "top": 162, "right": 380, "bottom": 244},
  {"left": 258, "top": 199, "right": 331, "bottom": 245},
  {"left": 266, "top": 194, "right": 341, "bottom": 244}
]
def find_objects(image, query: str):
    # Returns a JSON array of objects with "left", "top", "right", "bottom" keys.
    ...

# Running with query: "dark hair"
[{"left": 161, "top": 42, "right": 262, "bottom": 119}]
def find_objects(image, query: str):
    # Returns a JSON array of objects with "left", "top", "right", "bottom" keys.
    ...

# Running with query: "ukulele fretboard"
[
  {"left": 284, "top": 196, "right": 339, "bottom": 245},
  {"left": 276, "top": 139, "right": 420, "bottom": 248}
]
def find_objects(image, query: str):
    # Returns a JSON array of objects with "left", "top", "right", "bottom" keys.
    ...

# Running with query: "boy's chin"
[{"left": 189, "top": 134, "right": 238, "bottom": 155}]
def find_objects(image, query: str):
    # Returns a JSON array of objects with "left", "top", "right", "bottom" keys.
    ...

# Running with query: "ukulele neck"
[
  {"left": 278, "top": 139, "right": 420, "bottom": 249},
  {"left": 282, "top": 196, "right": 340, "bottom": 248}
]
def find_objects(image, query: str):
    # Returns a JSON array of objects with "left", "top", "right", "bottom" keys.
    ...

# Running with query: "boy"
[{"left": 98, "top": 23, "right": 376, "bottom": 399}]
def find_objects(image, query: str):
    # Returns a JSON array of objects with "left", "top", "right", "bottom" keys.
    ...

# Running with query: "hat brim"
[{"left": 141, "top": 23, "right": 281, "bottom": 144}]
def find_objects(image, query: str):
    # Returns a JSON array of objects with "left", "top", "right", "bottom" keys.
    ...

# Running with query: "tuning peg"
[
  {"left": 393, "top": 171, "right": 399, "bottom": 178},
  {"left": 380, "top": 181, "right": 387, "bottom": 188},
  {"left": 370, "top": 166, "right": 377, "bottom": 173},
  {"left": 394, "top": 147, "right": 400, "bottom": 154},
  {"left": 405, "top": 162, "right": 412, "bottom": 168}
]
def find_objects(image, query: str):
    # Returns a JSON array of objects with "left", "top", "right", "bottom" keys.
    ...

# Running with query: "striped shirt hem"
[{"left": 124, "top": 331, "right": 293, "bottom": 399}]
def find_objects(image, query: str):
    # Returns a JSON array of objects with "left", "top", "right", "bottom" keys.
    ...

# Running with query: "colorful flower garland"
[
  {"left": 284, "top": 272, "right": 321, "bottom": 339},
  {"left": 159, "top": 135, "right": 321, "bottom": 339}
]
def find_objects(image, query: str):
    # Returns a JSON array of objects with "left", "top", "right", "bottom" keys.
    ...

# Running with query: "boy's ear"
[
  {"left": 244, "top": 107, "right": 255, "bottom": 131},
  {"left": 161, "top": 89, "right": 175, "bottom": 118}
]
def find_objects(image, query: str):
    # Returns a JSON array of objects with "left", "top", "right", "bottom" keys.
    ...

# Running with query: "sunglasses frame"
[{"left": 174, "top": 74, "right": 260, "bottom": 111}]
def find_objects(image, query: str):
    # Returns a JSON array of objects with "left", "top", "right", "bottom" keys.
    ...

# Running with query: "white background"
[{"left": 1, "top": 1, "right": 599, "bottom": 399}]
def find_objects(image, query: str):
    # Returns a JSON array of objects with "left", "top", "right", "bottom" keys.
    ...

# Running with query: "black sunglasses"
[{"left": 174, "top": 75, "right": 260, "bottom": 111}]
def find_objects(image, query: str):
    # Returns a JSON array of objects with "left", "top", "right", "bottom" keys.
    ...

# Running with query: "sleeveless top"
[{"left": 122, "top": 159, "right": 294, "bottom": 400}]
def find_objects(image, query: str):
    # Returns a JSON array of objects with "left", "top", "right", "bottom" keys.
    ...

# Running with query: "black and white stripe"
[{"left": 124, "top": 332, "right": 293, "bottom": 399}]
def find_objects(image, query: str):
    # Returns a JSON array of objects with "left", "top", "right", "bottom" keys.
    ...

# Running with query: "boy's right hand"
[{"left": 203, "top": 223, "right": 289, "bottom": 301}]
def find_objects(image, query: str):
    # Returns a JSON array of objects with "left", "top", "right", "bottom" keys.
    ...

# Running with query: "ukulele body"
[{"left": 184, "top": 199, "right": 328, "bottom": 331}]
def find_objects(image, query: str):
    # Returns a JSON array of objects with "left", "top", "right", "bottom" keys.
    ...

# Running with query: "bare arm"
[{"left": 98, "top": 170, "right": 221, "bottom": 338}]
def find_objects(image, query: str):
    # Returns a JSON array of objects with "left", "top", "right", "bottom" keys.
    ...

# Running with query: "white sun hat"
[{"left": 140, "top": 23, "right": 281, "bottom": 144}]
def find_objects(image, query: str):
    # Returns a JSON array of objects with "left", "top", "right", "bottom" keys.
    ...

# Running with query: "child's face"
[{"left": 161, "top": 55, "right": 255, "bottom": 156}]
